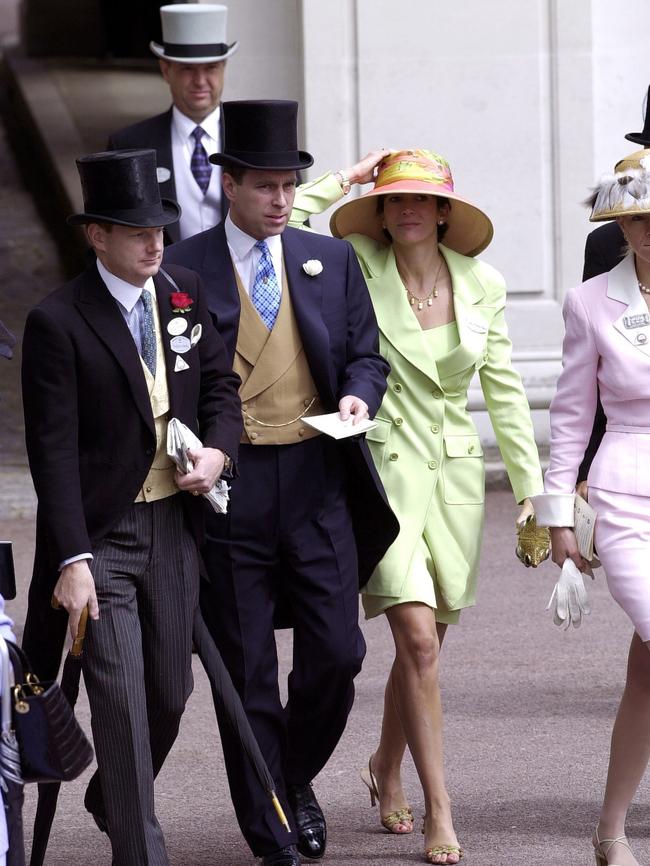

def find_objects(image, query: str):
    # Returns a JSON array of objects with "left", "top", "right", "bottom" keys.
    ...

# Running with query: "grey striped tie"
[{"left": 140, "top": 291, "right": 157, "bottom": 377}]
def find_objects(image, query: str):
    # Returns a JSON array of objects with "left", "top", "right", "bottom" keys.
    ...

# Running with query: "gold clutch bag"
[{"left": 515, "top": 514, "right": 551, "bottom": 568}]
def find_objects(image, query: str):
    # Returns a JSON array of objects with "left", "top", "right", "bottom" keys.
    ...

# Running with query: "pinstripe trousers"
[{"left": 82, "top": 495, "right": 198, "bottom": 866}]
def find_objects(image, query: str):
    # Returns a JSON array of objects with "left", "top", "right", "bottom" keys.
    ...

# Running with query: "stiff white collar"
[
  {"left": 224, "top": 213, "right": 283, "bottom": 262},
  {"left": 172, "top": 104, "right": 221, "bottom": 143},
  {"left": 96, "top": 259, "right": 155, "bottom": 312}
]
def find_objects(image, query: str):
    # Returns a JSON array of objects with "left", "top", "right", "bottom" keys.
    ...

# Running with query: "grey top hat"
[{"left": 150, "top": 3, "right": 239, "bottom": 64}]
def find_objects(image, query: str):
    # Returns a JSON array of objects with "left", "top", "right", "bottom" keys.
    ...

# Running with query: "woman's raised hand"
[{"left": 343, "top": 149, "right": 393, "bottom": 185}]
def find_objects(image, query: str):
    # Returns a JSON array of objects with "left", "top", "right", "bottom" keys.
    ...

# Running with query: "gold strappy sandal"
[
  {"left": 593, "top": 829, "right": 637, "bottom": 866},
  {"left": 360, "top": 757, "right": 414, "bottom": 834},
  {"left": 422, "top": 817, "right": 463, "bottom": 864}
]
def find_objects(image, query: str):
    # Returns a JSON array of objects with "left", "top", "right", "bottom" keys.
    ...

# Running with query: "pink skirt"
[{"left": 590, "top": 486, "right": 650, "bottom": 640}]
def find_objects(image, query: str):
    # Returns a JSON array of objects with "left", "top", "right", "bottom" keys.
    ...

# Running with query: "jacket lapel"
[
  {"left": 365, "top": 244, "right": 442, "bottom": 388},
  {"left": 154, "top": 269, "right": 189, "bottom": 411},
  {"left": 74, "top": 268, "right": 155, "bottom": 435},
  {"left": 437, "top": 246, "right": 492, "bottom": 379},
  {"left": 281, "top": 229, "right": 337, "bottom": 401},
  {"left": 608, "top": 254, "right": 650, "bottom": 357}
]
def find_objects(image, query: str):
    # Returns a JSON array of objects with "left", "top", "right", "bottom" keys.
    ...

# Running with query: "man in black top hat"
[
  {"left": 165, "top": 100, "right": 398, "bottom": 866},
  {"left": 21, "top": 149, "right": 242, "bottom": 866},
  {"left": 577, "top": 86, "right": 650, "bottom": 484},
  {"left": 109, "top": 3, "right": 238, "bottom": 245}
]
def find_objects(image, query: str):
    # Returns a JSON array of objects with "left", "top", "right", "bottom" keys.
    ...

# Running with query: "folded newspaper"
[{"left": 166, "top": 418, "right": 230, "bottom": 514}]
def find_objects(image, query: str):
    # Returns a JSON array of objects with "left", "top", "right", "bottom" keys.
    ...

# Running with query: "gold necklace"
[
  {"left": 639, "top": 280, "right": 650, "bottom": 295},
  {"left": 403, "top": 259, "right": 444, "bottom": 311}
]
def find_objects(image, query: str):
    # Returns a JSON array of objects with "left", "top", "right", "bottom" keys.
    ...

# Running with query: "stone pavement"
[{"left": 5, "top": 495, "right": 645, "bottom": 866}]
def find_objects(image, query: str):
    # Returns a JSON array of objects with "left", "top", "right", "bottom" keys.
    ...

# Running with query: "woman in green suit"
[{"left": 291, "top": 150, "right": 544, "bottom": 865}]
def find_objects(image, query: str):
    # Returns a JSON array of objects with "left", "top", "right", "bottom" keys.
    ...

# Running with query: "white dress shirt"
[
  {"left": 59, "top": 261, "right": 157, "bottom": 569},
  {"left": 171, "top": 106, "right": 222, "bottom": 241},
  {"left": 224, "top": 214, "right": 283, "bottom": 297}
]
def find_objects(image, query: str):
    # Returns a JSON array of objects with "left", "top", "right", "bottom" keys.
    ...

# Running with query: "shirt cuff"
[
  {"left": 59, "top": 553, "right": 93, "bottom": 571},
  {"left": 530, "top": 494, "right": 575, "bottom": 527}
]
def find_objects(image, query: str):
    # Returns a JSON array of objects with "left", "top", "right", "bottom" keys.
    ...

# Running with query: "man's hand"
[
  {"left": 175, "top": 447, "right": 225, "bottom": 494},
  {"left": 550, "top": 526, "right": 588, "bottom": 572},
  {"left": 53, "top": 560, "right": 99, "bottom": 639},
  {"left": 338, "top": 395, "right": 369, "bottom": 426},
  {"left": 343, "top": 150, "right": 392, "bottom": 186}
]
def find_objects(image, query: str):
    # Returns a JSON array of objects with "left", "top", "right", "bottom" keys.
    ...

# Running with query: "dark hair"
[
  {"left": 221, "top": 161, "right": 246, "bottom": 184},
  {"left": 376, "top": 195, "right": 450, "bottom": 243}
]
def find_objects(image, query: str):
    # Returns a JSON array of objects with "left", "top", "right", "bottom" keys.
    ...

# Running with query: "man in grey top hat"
[{"left": 108, "top": 3, "right": 238, "bottom": 245}]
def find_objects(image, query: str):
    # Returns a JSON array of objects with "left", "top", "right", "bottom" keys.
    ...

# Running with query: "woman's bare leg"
[
  {"left": 595, "top": 632, "right": 650, "bottom": 866},
  {"left": 370, "top": 603, "right": 458, "bottom": 863}
]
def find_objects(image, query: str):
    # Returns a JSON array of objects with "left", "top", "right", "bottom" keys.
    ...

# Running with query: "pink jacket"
[{"left": 535, "top": 254, "right": 650, "bottom": 525}]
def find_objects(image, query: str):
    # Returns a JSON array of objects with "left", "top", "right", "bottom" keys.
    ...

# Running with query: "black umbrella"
[
  {"left": 192, "top": 609, "right": 290, "bottom": 833},
  {"left": 28, "top": 604, "right": 88, "bottom": 866}
]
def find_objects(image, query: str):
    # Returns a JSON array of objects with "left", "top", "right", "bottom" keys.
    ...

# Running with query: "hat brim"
[
  {"left": 67, "top": 198, "right": 181, "bottom": 228},
  {"left": 210, "top": 150, "right": 314, "bottom": 171},
  {"left": 150, "top": 40, "right": 239, "bottom": 63},
  {"left": 330, "top": 181, "right": 493, "bottom": 257},
  {"left": 625, "top": 131, "right": 650, "bottom": 147}
]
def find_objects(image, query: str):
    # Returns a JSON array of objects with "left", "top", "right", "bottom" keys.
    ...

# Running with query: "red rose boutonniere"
[{"left": 170, "top": 292, "right": 193, "bottom": 314}]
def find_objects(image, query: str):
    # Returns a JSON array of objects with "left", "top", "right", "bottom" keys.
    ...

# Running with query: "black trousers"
[{"left": 202, "top": 437, "right": 365, "bottom": 856}]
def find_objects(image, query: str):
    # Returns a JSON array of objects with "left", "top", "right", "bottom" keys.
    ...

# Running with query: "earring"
[
  {"left": 382, "top": 223, "right": 387, "bottom": 229},
  {"left": 438, "top": 220, "right": 445, "bottom": 226}
]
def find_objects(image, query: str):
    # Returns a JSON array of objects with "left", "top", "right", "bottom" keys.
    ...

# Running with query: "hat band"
[
  {"left": 85, "top": 202, "right": 167, "bottom": 221},
  {"left": 224, "top": 149, "right": 303, "bottom": 166},
  {"left": 162, "top": 41, "right": 229, "bottom": 58}
]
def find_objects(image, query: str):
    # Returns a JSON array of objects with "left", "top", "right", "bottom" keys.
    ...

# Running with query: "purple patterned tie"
[{"left": 190, "top": 126, "right": 212, "bottom": 195}]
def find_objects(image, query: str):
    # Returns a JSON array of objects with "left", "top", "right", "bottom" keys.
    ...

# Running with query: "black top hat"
[
  {"left": 625, "top": 85, "right": 650, "bottom": 147},
  {"left": 209, "top": 100, "right": 313, "bottom": 171},
  {"left": 67, "top": 150, "right": 181, "bottom": 227}
]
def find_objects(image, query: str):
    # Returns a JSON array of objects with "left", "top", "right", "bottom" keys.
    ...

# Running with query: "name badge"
[
  {"left": 170, "top": 335, "right": 191, "bottom": 354},
  {"left": 623, "top": 314, "right": 650, "bottom": 329}
]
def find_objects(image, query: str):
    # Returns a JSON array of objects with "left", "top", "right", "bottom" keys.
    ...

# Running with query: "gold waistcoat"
[{"left": 233, "top": 262, "right": 323, "bottom": 445}]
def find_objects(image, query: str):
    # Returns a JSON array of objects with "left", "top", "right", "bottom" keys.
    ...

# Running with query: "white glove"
[{"left": 547, "top": 558, "right": 591, "bottom": 629}]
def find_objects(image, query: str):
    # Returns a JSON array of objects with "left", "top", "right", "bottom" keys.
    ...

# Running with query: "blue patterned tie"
[
  {"left": 190, "top": 126, "right": 212, "bottom": 195},
  {"left": 251, "top": 240, "right": 281, "bottom": 329},
  {"left": 140, "top": 290, "right": 157, "bottom": 377}
]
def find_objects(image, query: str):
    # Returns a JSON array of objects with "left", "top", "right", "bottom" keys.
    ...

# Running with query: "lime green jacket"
[{"left": 292, "top": 175, "right": 543, "bottom": 607}]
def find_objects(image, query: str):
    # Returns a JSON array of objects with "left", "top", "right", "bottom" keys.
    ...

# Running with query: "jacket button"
[
  {"left": 145, "top": 485, "right": 152, "bottom": 493},
  {"left": 250, "top": 432, "right": 258, "bottom": 440},
  {"left": 427, "top": 460, "right": 438, "bottom": 470},
  {"left": 431, "top": 424, "right": 440, "bottom": 434},
  {"left": 145, "top": 447, "right": 154, "bottom": 456},
  {"left": 298, "top": 428, "right": 305, "bottom": 437},
  {"left": 242, "top": 404, "right": 248, "bottom": 412},
  {"left": 432, "top": 390, "right": 442, "bottom": 399},
  {"left": 245, "top": 419, "right": 252, "bottom": 427},
  {"left": 389, "top": 452, "right": 399, "bottom": 461},
  {"left": 394, "top": 417, "right": 403, "bottom": 426},
  {"left": 468, "top": 444, "right": 475, "bottom": 454},
  {"left": 393, "top": 383, "right": 403, "bottom": 393},
  {"left": 304, "top": 398, "right": 312, "bottom": 407}
]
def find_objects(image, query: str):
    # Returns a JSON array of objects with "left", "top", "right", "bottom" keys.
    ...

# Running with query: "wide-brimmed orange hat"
[{"left": 330, "top": 149, "right": 493, "bottom": 257}]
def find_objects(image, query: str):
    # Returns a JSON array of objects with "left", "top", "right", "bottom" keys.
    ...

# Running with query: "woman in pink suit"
[{"left": 533, "top": 148, "right": 650, "bottom": 866}]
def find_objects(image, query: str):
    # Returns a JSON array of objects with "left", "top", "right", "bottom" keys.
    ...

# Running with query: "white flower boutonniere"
[{"left": 302, "top": 259, "right": 323, "bottom": 277}]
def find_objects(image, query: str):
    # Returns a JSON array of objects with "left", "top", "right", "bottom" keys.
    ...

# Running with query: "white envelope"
[{"left": 302, "top": 412, "right": 377, "bottom": 440}]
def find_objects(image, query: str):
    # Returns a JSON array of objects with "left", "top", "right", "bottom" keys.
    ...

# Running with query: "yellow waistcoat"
[{"left": 233, "top": 264, "right": 323, "bottom": 445}]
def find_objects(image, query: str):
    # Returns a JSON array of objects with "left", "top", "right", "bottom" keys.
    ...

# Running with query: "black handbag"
[{"left": 6, "top": 642, "right": 93, "bottom": 784}]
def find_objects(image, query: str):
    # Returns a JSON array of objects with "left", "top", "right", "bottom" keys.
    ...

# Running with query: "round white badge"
[
  {"left": 170, "top": 335, "right": 192, "bottom": 354},
  {"left": 167, "top": 318, "right": 188, "bottom": 336}
]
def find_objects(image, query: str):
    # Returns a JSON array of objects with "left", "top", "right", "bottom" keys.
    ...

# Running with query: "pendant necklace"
[{"left": 403, "top": 258, "right": 444, "bottom": 311}]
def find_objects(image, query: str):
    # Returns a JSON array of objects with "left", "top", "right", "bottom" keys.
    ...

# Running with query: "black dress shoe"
[
  {"left": 261, "top": 844, "right": 301, "bottom": 866},
  {"left": 287, "top": 783, "right": 327, "bottom": 860}
]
